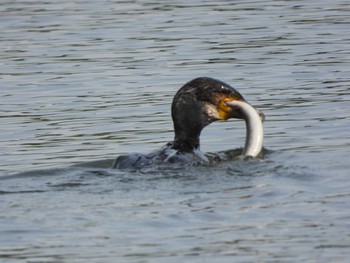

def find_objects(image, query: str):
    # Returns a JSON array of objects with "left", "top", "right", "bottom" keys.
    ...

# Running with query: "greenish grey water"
[{"left": 1, "top": 0, "right": 349, "bottom": 262}]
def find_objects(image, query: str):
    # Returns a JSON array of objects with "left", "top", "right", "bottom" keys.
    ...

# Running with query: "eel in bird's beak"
[{"left": 225, "top": 100, "right": 264, "bottom": 157}]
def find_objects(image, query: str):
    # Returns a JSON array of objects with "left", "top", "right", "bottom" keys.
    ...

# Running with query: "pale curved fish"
[{"left": 226, "top": 100, "right": 264, "bottom": 157}]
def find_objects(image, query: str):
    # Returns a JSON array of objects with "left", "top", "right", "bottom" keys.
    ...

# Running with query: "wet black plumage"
[{"left": 112, "top": 77, "right": 246, "bottom": 169}]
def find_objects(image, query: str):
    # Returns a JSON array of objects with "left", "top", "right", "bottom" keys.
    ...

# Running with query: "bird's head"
[{"left": 171, "top": 77, "right": 264, "bottom": 151}]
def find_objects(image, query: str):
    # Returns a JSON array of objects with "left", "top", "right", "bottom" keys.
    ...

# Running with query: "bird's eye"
[
  {"left": 220, "top": 86, "right": 231, "bottom": 94},
  {"left": 218, "top": 85, "right": 243, "bottom": 100}
]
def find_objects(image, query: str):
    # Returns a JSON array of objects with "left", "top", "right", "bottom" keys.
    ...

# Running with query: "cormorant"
[{"left": 112, "top": 77, "right": 264, "bottom": 169}]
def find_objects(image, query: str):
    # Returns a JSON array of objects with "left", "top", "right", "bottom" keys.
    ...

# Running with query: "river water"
[{"left": 1, "top": 0, "right": 350, "bottom": 262}]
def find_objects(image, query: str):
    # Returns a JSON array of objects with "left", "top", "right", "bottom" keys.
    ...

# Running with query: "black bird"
[{"left": 112, "top": 77, "right": 264, "bottom": 169}]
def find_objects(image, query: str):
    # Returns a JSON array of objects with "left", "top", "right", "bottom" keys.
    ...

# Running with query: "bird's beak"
[
  {"left": 255, "top": 107, "right": 265, "bottom": 122},
  {"left": 224, "top": 99, "right": 265, "bottom": 122}
]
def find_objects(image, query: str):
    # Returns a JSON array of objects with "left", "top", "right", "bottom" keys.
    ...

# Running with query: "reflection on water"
[{"left": 1, "top": 0, "right": 350, "bottom": 262}]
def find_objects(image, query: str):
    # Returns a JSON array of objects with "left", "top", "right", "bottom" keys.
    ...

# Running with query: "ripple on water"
[{"left": 1, "top": 0, "right": 350, "bottom": 262}]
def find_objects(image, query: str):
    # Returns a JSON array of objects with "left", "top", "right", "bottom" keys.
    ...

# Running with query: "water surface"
[{"left": 1, "top": 0, "right": 350, "bottom": 262}]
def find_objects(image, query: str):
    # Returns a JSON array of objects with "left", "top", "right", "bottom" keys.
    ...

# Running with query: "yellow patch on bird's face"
[{"left": 218, "top": 97, "right": 236, "bottom": 120}]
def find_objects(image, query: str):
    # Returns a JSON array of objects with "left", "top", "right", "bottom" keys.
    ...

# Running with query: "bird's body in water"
[{"left": 112, "top": 77, "right": 264, "bottom": 170}]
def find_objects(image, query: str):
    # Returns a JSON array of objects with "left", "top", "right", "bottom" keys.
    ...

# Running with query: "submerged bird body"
[
  {"left": 112, "top": 77, "right": 264, "bottom": 170},
  {"left": 112, "top": 143, "right": 209, "bottom": 169}
]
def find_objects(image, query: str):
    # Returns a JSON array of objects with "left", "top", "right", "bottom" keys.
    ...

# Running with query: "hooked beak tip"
[{"left": 257, "top": 109, "right": 265, "bottom": 122}]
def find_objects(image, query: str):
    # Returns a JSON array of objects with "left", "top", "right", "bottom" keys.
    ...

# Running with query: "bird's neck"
[{"left": 172, "top": 129, "right": 201, "bottom": 152}]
